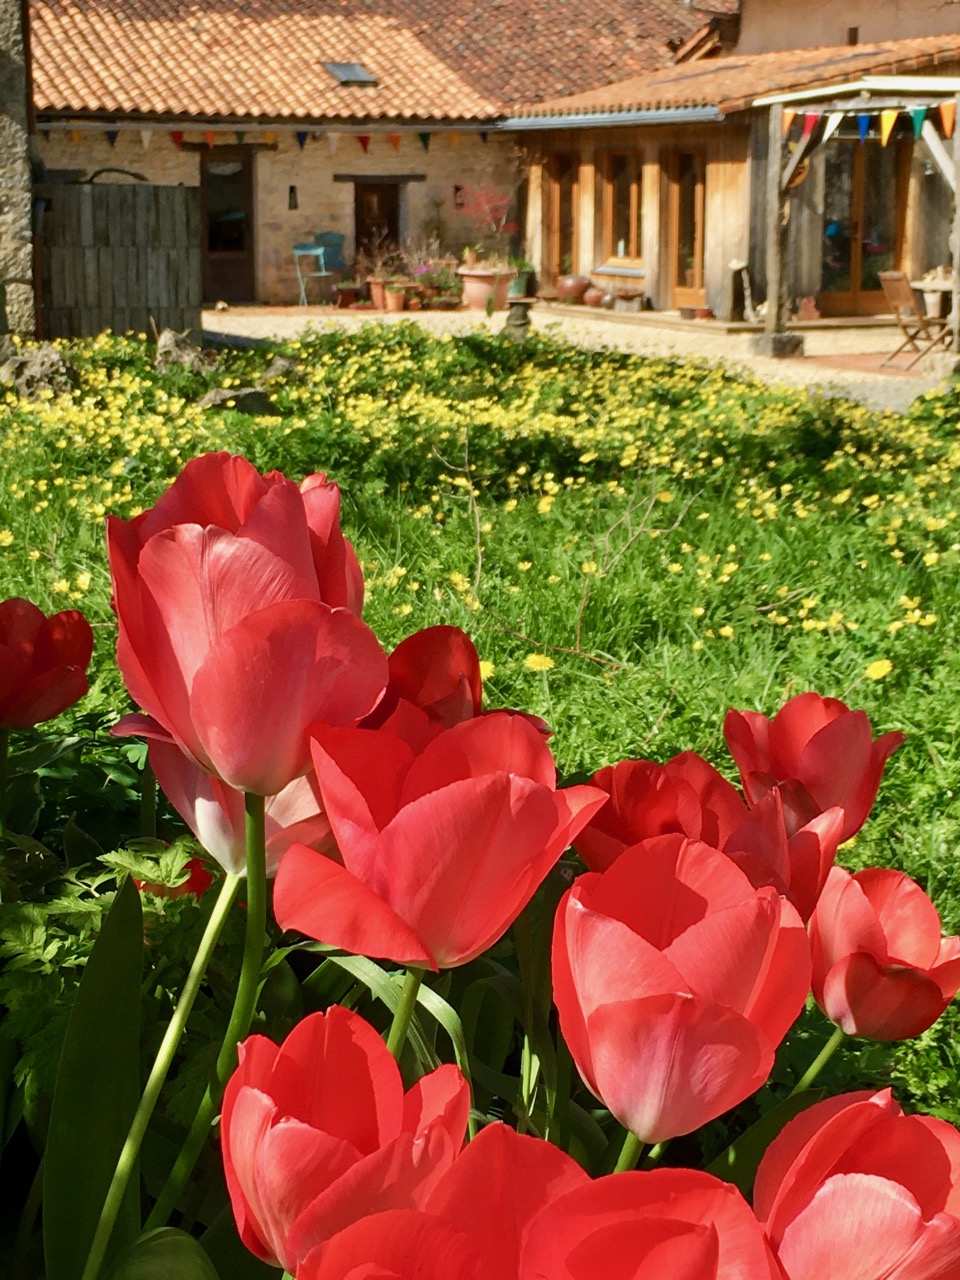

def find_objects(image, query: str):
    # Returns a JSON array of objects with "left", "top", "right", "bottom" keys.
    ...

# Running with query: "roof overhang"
[
  {"left": 754, "top": 74, "right": 960, "bottom": 107},
  {"left": 499, "top": 105, "right": 724, "bottom": 130}
]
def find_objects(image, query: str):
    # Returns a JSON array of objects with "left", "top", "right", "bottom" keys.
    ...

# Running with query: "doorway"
[
  {"left": 819, "top": 138, "right": 909, "bottom": 316},
  {"left": 666, "top": 149, "right": 706, "bottom": 309},
  {"left": 542, "top": 152, "right": 578, "bottom": 285},
  {"left": 355, "top": 182, "right": 401, "bottom": 260},
  {"left": 201, "top": 149, "right": 255, "bottom": 303}
]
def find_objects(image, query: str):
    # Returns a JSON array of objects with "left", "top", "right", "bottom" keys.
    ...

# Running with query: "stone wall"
[
  {"left": 0, "top": 0, "right": 35, "bottom": 333},
  {"left": 738, "top": 0, "right": 960, "bottom": 52},
  {"left": 39, "top": 128, "right": 520, "bottom": 304}
]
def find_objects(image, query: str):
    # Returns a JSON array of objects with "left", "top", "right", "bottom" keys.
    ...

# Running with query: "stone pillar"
[{"left": 0, "top": 0, "right": 36, "bottom": 334}]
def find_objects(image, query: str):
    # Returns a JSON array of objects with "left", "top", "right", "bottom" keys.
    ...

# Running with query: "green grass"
[{"left": 3, "top": 321, "right": 960, "bottom": 1119}]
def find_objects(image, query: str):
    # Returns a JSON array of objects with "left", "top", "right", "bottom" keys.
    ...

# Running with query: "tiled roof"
[
  {"left": 29, "top": 0, "right": 706, "bottom": 124},
  {"left": 513, "top": 33, "right": 960, "bottom": 117}
]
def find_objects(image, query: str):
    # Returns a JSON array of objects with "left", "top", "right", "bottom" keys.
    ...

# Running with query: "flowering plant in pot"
[{"left": 4, "top": 449, "right": 960, "bottom": 1280}]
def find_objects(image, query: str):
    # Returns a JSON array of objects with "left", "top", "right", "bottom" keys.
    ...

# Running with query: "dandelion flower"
[
  {"left": 524, "top": 653, "right": 555, "bottom": 672},
  {"left": 478, "top": 660, "right": 495, "bottom": 680},
  {"left": 865, "top": 659, "right": 893, "bottom": 681}
]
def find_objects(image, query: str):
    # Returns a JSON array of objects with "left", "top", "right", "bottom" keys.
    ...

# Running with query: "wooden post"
[
  {"left": 952, "top": 93, "right": 960, "bottom": 354},
  {"left": 752, "top": 102, "right": 803, "bottom": 357}
]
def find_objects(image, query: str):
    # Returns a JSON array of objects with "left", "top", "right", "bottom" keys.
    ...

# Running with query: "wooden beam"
[
  {"left": 920, "top": 120, "right": 955, "bottom": 193},
  {"left": 765, "top": 103, "right": 786, "bottom": 335},
  {"left": 952, "top": 94, "right": 960, "bottom": 353}
]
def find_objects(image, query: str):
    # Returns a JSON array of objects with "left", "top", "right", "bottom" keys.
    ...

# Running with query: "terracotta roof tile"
[
  {"left": 514, "top": 33, "right": 960, "bottom": 117},
  {"left": 30, "top": 0, "right": 706, "bottom": 123}
]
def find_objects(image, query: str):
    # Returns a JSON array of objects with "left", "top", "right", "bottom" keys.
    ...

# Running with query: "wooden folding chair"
[{"left": 879, "top": 271, "right": 950, "bottom": 369}]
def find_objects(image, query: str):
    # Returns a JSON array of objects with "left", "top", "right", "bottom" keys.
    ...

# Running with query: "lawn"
[{"left": 2, "top": 320, "right": 960, "bottom": 1145}]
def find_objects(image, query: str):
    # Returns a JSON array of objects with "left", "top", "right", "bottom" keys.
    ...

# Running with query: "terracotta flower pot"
[
  {"left": 556, "top": 275, "right": 591, "bottom": 304},
  {"left": 457, "top": 267, "right": 516, "bottom": 312},
  {"left": 385, "top": 287, "right": 406, "bottom": 313},
  {"left": 367, "top": 276, "right": 386, "bottom": 310}
]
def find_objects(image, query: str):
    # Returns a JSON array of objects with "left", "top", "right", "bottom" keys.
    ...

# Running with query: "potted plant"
[
  {"left": 384, "top": 281, "right": 408, "bottom": 313},
  {"left": 334, "top": 280, "right": 361, "bottom": 309},
  {"left": 508, "top": 255, "right": 535, "bottom": 297}
]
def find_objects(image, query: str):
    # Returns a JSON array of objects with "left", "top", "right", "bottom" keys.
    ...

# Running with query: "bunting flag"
[
  {"left": 204, "top": 130, "right": 216, "bottom": 149},
  {"left": 801, "top": 112, "right": 818, "bottom": 139},
  {"left": 140, "top": 129, "right": 152, "bottom": 149},
  {"left": 782, "top": 108, "right": 797, "bottom": 134},
  {"left": 479, "top": 131, "right": 488, "bottom": 143},
  {"left": 357, "top": 134, "right": 371, "bottom": 153},
  {"left": 821, "top": 112, "right": 843, "bottom": 145},
  {"left": 911, "top": 108, "right": 927, "bottom": 138},
  {"left": 418, "top": 132, "right": 431, "bottom": 152},
  {"left": 296, "top": 131, "right": 308, "bottom": 150},
  {"left": 327, "top": 132, "right": 340, "bottom": 154},
  {"left": 235, "top": 131, "right": 246, "bottom": 145},
  {"left": 880, "top": 109, "right": 898, "bottom": 147},
  {"left": 857, "top": 113, "right": 871, "bottom": 143},
  {"left": 105, "top": 130, "right": 119, "bottom": 147},
  {"left": 69, "top": 129, "right": 82, "bottom": 144},
  {"left": 940, "top": 100, "right": 956, "bottom": 139},
  {"left": 264, "top": 130, "right": 278, "bottom": 144},
  {"left": 388, "top": 133, "right": 402, "bottom": 152},
  {"left": 171, "top": 130, "right": 184, "bottom": 150},
  {"left": 449, "top": 130, "right": 461, "bottom": 148}
]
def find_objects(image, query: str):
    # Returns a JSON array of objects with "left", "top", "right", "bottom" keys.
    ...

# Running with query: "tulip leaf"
[
  {"left": 43, "top": 877, "right": 144, "bottom": 1280},
  {"left": 104, "top": 1228, "right": 220, "bottom": 1280},
  {"left": 415, "top": 981, "right": 473, "bottom": 1093},
  {"left": 200, "top": 1206, "right": 278, "bottom": 1280},
  {"left": 8, "top": 734, "right": 84, "bottom": 776},
  {"left": 705, "top": 1089, "right": 826, "bottom": 1195}
]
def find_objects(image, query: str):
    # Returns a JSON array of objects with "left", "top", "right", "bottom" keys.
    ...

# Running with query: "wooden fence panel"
[{"left": 37, "top": 183, "right": 201, "bottom": 337}]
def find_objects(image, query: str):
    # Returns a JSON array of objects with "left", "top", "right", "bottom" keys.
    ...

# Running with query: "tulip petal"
[
  {"left": 387, "top": 626, "right": 482, "bottom": 726},
  {"left": 191, "top": 601, "right": 386, "bottom": 794},
  {"left": 402, "top": 1064, "right": 471, "bottom": 1152},
  {"left": 297, "top": 1210, "right": 477, "bottom": 1280},
  {"left": 776, "top": 1172, "right": 960, "bottom": 1280},
  {"left": 527, "top": 1214, "right": 719, "bottom": 1280},
  {"left": 855, "top": 868, "right": 943, "bottom": 969},
  {"left": 838, "top": 1114, "right": 960, "bottom": 1219},
  {"left": 135, "top": 452, "right": 270, "bottom": 534},
  {"left": 309, "top": 725, "right": 414, "bottom": 862},
  {"left": 426, "top": 1123, "right": 588, "bottom": 1278},
  {"left": 147, "top": 739, "right": 247, "bottom": 874},
  {"left": 273, "top": 843, "right": 436, "bottom": 968},
  {"left": 400, "top": 714, "right": 557, "bottom": 804},
  {"left": 811, "top": 866, "right": 888, "bottom": 988},
  {"left": 587, "top": 992, "right": 772, "bottom": 1143},
  {"left": 300, "top": 473, "right": 365, "bottom": 613},
  {"left": 821, "top": 951, "right": 951, "bottom": 1040}
]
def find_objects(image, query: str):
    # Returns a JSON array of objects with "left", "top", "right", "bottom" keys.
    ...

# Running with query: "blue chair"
[
  {"left": 314, "top": 232, "right": 346, "bottom": 273},
  {"left": 293, "top": 242, "right": 330, "bottom": 305}
]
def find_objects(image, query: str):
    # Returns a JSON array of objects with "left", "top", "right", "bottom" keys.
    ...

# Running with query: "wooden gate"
[{"left": 36, "top": 183, "right": 202, "bottom": 338}]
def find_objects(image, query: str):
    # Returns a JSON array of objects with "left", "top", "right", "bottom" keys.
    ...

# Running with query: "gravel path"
[{"left": 202, "top": 305, "right": 957, "bottom": 415}]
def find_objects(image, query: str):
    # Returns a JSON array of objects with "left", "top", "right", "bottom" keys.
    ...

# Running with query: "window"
[
  {"left": 323, "top": 61, "right": 379, "bottom": 87},
  {"left": 602, "top": 153, "right": 642, "bottom": 261}
]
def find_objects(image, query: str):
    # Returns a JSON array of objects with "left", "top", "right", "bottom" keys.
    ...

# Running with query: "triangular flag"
[
  {"left": 879, "top": 109, "right": 898, "bottom": 146},
  {"left": 782, "top": 108, "right": 797, "bottom": 134},
  {"left": 821, "top": 111, "right": 843, "bottom": 144},
  {"left": 140, "top": 129, "right": 152, "bottom": 149},
  {"left": 449, "top": 130, "right": 461, "bottom": 148},
  {"left": 479, "top": 131, "right": 488, "bottom": 143},
  {"left": 327, "top": 132, "right": 340, "bottom": 154},
  {"left": 357, "top": 134, "right": 371, "bottom": 153},
  {"left": 801, "top": 112, "right": 818, "bottom": 139},
  {"left": 264, "top": 130, "right": 277, "bottom": 144},
  {"left": 171, "top": 131, "right": 184, "bottom": 150},
  {"left": 236, "top": 131, "right": 246, "bottom": 145},
  {"left": 940, "top": 100, "right": 956, "bottom": 139},
  {"left": 418, "top": 132, "right": 431, "bottom": 152},
  {"left": 388, "top": 133, "right": 402, "bottom": 151},
  {"left": 857, "top": 113, "right": 871, "bottom": 142},
  {"left": 105, "top": 130, "right": 119, "bottom": 147},
  {"left": 69, "top": 129, "right": 82, "bottom": 144},
  {"left": 296, "top": 131, "right": 308, "bottom": 149},
  {"left": 204, "top": 130, "right": 216, "bottom": 149},
  {"left": 911, "top": 108, "right": 926, "bottom": 138}
]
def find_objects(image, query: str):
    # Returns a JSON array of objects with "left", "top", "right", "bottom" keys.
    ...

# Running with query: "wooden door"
[
  {"left": 201, "top": 149, "right": 255, "bottom": 303},
  {"left": 355, "top": 182, "right": 401, "bottom": 257},
  {"left": 819, "top": 138, "right": 910, "bottom": 316},
  {"left": 542, "top": 152, "right": 578, "bottom": 285},
  {"left": 666, "top": 149, "right": 706, "bottom": 309}
]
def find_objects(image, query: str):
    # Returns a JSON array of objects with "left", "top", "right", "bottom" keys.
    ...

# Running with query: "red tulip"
[
  {"left": 220, "top": 1006, "right": 469, "bottom": 1274},
  {"left": 0, "top": 597, "right": 93, "bottom": 729},
  {"left": 108, "top": 453, "right": 387, "bottom": 795},
  {"left": 146, "top": 739, "right": 334, "bottom": 876},
  {"left": 553, "top": 834, "right": 810, "bottom": 1142},
  {"left": 724, "top": 692, "right": 904, "bottom": 842},
  {"left": 273, "top": 714, "right": 606, "bottom": 970},
  {"left": 810, "top": 865, "right": 960, "bottom": 1040},
  {"left": 298, "top": 1210, "right": 478, "bottom": 1280},
  {"left": 755, "top": 1089, "right": 960, "bottom": 1280},
  {"left": 134, "top": 856, "right": 214, "bottom": 900}
]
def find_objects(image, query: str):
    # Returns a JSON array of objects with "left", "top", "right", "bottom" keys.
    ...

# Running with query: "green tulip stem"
[
  {"left": 386, "top": 966, "right": 425, "bottom": 1061},
  {"left": 614, "top": 1129, "right": 646, "bottom": 1173},
  {"left": 145, "top": 791, "right": 268, "bottom": 1232},
  {"left": 139, "top": 757, "right": 157, "bottom": 839},
  {"left": 789, "top": 1025, "right": 846, "bottom": 1097},
  {"left": 0, "top": 727, "right": 9, "bottom": 837},
  {"left": 80, "top": 871, "right": 242, "bottom": 1280}
]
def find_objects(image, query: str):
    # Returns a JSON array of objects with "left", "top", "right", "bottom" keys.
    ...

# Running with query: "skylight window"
[{"left": 323, "top": 62, "right": 379, "bottom": 87}]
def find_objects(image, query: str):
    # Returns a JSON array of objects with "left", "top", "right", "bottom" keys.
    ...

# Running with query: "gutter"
[{"left": 499, "top": 105, "right": 724, "bottom": 130}]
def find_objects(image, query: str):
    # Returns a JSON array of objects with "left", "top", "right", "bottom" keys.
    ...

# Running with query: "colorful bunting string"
[
  {"left": 235, "top": 131, "right": 246, "bottom": 145},
  {"left": 140, "top": 130, "right": 152, "bottom": 149},
  {"left": 296, "top": 131, "right": 308, "bottom": 150},
  {"left": 264, "top": 130, "right": 278, "bottom": 145},
  {"left": 911, "top": 108, "right": 926, "bottom": 139},
  {"left": 879, "top": 110, "right": 898, "bottom": 147},
  {"left": 479, "top": 131, "right": 488, "bottom": 143},
  {"left": 388, "top": 134, "right": 402, "bottom": 152},
  {"left": 171, "top": 131, "right": 184, "bottom": 150},
  {"left": 449, "top": 131, "right": 461, "bottom": 148},
  {"left": 357, "top": 134, "right": 371, "bottom": 153},
  {"left": 821, "top": 112, "right": 843, "bottom": 145},
  {"left": 105, "top": 130, "right": 119, "bottom": 147},
  {"left": 327, "top": 132, "right": 340, "bottom": 154},
  {"left": 418, "top": 132, "right": 431, "bottom": 152},
  {"left": 801, "top": 112, "right": 818, "bottom": 139},
  {"left": 782, "top": 108, "right": 797, "bottom": 134},
  {"left": 940, "top": 101, "right": 956, "bottom": 139},
  {"left": 857, "top": 113, "right": 871, "bottom": 143},
  {"left": 69, "top": 129, "right": 82, "bottom": 144},
  {"left": 203, "top": 130, "right": 216, "bottom": 149}
]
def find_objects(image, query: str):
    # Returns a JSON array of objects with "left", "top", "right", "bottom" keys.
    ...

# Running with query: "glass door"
[
  {"left": 201, "top": 149, "right": 255, "bottom": 303},
  {"left": 543, "top": 153, "right": 578, "bottom": 284},
  {"left": 667, "top": 150, "right": 706, "bottom": 309},
  {"left": 820, "top": 139, "right": 907, "bottom": 315}
]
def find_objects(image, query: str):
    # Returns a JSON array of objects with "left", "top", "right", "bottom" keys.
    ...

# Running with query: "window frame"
[{"left": 600, "top": 150, "right": 643, "bottom": 265}]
